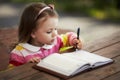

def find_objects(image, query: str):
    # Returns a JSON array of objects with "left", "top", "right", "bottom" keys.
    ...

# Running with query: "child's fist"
[
  {"left": 29, "top": 57, "right": 41, "bottom": 63},
  {"left": 72, "top": 38, "right": 82, "bottom": 50}
]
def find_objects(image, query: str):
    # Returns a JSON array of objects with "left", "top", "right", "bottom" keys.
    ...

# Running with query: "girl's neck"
[{"left": 29, "top": 41, "right": 44, "bottom": 47}]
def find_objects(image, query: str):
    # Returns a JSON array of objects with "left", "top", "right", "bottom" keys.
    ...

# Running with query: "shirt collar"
[
  {"left": 19, "top": 43, "right": 40, "bottom": 52},
  {"left": 19, "top": 39, "right": 57, "bottom": 52}
]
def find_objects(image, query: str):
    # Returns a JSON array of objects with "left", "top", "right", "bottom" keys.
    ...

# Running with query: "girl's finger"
[
  {"left": 73, "top": 39, "right": 79, "bottom": 45},
  {"left": 33, "top": 57, "right": 40, "bottom": 63},
  {"left": 29, "top": 59, "right": 35, "bottom": 63},
  {"left": 77, "top": 43, "right": 82, "bottom": 49}
]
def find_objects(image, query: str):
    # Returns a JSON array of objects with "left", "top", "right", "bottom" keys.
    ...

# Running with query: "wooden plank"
[
  {"left": 22, "top": 72, "right": 49, "bottom": 80},
  {"left": 0, "top": 63, "right": 38, "bottom": 80},
  {"left": 102, "top": 71, "right": 120, "bottom": 80},
  {"left": 39, "top": 72, "right": 60, "bottom": 80},
  {"left": 92, "top": 42, "right": 120, "bottom": 58},
  {"left": 22, "top": 72, "right": 60, "bottom": 80},
  {"left": 84, "top": 31, "right": 120, "bottom": 52},
  {"left": 0, "top": 64, "right": 60, "bottom": 80},
  {"left": 0, "top": 42, "right": 9, "bottom": 71},
  {"left": 13, "top": 72, "right": 50, "bottom": 80},
  {"left": 69, "top": 42, "right": 120, "bottom": 80}
]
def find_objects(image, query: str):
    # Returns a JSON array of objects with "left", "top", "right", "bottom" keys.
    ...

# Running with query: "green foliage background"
[{"left": 10, "top": 0, "right": 120, "bottom": 22}]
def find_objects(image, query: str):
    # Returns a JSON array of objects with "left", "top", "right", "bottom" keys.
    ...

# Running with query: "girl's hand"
[
  {"left": 72, "top": 38, "right": 82, "bottom": 50},
  {"left": 29, "top": 57, "right": 41, "bottom": 63}
]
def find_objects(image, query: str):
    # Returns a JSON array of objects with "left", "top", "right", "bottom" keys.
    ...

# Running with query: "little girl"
[{"left": 9, "top": 2, "right": 82, "bottom": 66}]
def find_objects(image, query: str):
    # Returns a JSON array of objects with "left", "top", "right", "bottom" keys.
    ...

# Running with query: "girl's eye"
[
  {"left": 47, "top": 30, "right": 52, "bottom": 34},
  {"left": 46, "top": 28, "right": 57, "bottom": 34}
]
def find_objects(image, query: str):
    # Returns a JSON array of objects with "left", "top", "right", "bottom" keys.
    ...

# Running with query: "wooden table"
[{"left": 0, "top": 31, "right": 120, "bottom": 80}]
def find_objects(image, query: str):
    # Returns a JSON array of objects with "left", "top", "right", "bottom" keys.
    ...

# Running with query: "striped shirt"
[{"left": 9, "top": 32, "right": 77, "bottom": 66}]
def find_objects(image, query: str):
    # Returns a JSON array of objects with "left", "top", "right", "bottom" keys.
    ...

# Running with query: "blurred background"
[{"left": 0, "top": 0, "right": 120, "bottom": 45}]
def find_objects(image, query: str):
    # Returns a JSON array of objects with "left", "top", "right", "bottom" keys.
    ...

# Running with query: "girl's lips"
[
  {"left": 51, "top": 39, "right": 55, "bottom": 43},
  {"left": 51, "top": 37, "right": 56, "bottom": 44}
]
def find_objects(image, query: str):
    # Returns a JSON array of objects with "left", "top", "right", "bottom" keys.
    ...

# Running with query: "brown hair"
[{"left": 18, "top": 2, "right": 58, "bottom": 43}]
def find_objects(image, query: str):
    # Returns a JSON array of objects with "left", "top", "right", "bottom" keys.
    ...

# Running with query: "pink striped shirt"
[{"left": 9, "top": 32, "right": 77, "bottom": 66}]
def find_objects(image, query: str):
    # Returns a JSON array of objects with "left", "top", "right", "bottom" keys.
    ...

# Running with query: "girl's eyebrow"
[
  {"left": 46, "top": 28, "right": 53, "bottom": 31},
  {"left": 47, "top": 27, "right": 56, "bottom": 30}
]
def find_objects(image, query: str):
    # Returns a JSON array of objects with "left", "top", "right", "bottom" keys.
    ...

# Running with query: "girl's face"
[{"left": 31, "top": 16, "right": 58, "bottom": 46}]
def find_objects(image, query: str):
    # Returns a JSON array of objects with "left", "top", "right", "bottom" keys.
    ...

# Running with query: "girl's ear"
[{"left": 31, "top": 32, "right": 36, "bottom": 39}]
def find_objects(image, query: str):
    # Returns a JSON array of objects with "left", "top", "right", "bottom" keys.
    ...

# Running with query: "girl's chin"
[
  {"left": 45, "top": 39, "right": 55, "bottom": 45},
  {"left": 46, "top": 42, "right": 53, "bottom": 45},
  {"left": 48, "top": 40, "right": 55, "bottom": 45},
  {"left": 49, "top": 42, "right": 54, "bottom": 45}
]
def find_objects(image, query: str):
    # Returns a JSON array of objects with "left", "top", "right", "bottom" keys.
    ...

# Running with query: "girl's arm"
[{"left": 59, "top": 32, "right": 82, "bottom": 50}]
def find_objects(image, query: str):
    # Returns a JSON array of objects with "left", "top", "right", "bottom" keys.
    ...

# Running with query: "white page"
[
  {"left": 62, "top": 50, "right": 113, "bottom": 67},
  {"left": 37, "top": 53, "right": 89, "bottom": 76}
]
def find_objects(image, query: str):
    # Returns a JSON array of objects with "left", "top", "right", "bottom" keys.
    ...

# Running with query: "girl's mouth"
[{"left": 51, "top": 39, "right": 55, "bottom": 43}]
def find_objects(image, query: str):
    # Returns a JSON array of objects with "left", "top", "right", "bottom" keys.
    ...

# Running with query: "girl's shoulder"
[
  {"left": 11, "top": 43, "right": 27, "bottom": 52},
  {"left": 13, "top": 43, "right": 24, "bottom": 51}
]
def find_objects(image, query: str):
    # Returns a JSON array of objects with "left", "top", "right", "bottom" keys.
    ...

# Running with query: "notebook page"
[
  {"left": 37, "top": 53, "right": 89, "bottom": 76},
  {"left": 62, "top": 50, "right": 113, "bottom": 67}
]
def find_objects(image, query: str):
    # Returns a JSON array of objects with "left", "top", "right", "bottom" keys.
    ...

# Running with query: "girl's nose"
[{"left": 52, "top": 30, "right": 58, "bottom": 37}]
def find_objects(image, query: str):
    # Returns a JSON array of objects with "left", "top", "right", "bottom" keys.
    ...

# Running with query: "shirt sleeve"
[
  {"left": 60, "top": 32, "right": 77, "bottom": 47},
  {"left": 9, "top": 45, "right": 26, "bottom": 66}
]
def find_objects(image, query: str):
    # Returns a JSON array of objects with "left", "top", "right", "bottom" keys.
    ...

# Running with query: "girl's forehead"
[
  {"left": 37, "top": 17, "right": 58, "bottom": 29},
  {"left": 46, "top": 17, "right": 58, "bottom": 23}
]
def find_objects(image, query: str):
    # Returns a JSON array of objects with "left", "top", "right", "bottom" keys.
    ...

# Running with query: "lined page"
[
  {"left": 37, "top": 53, "right": 89, "bottom": 76},
  {"left": 62, "top": 50, "right": 113, "bottom": 67}
]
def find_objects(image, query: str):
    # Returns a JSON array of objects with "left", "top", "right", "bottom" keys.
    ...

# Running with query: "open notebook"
[{"left": 33, "top": 50, "right": 113, "bottom": 79}]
